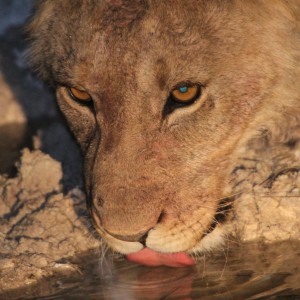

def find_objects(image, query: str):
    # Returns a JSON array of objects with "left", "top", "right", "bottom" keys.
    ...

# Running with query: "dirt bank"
[{"left": 0, "top": 149, "right": 100, "bottom": 292}]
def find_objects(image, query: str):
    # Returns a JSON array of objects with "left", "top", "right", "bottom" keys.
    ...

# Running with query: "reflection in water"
[{"left": 3, "top": 240, "right": 300, "bottom": 299}]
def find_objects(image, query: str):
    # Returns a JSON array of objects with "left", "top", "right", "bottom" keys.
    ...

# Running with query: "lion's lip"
[{"left": 126, "top": 248, "right": 195, "bottom": 267}]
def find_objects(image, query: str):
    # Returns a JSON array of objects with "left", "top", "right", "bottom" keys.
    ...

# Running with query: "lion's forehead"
[
  {"left": 42, "top": 1, "right": 253, "bottom": 86},
  {"left": 30, "top": 0, "right": 298, "bottom": 89}
]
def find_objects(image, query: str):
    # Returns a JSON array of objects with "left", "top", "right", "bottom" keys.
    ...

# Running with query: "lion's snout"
[
  {"left": 86, "top": 146, "right": 225, "bottom": 254},
  {"left": 91, "top": 183, "right": 166, "bottom": 243}
]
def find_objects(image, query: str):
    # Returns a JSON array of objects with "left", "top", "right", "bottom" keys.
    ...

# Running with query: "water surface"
[{"left": 3, "top": 240, "right": 300, "bottom": 299}]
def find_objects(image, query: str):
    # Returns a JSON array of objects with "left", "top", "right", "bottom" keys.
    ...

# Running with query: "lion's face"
[{"left": 28, "top": 0, "right": 299, "bottom": 257}]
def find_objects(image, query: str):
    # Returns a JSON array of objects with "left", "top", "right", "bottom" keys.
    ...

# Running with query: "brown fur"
[{"left": 28, "top": 0, "right": 300, "bottom": 254}]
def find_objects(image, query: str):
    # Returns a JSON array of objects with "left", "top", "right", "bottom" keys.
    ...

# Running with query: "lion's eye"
[
  {"left": 68, "top": 87, "right": 92, "bottom": 102},
  {"left": 170, "top": 84, "right": 200, "bottom": 103},
  {"left": 163, "top": 82, "right": 201, "bottom": 117}
]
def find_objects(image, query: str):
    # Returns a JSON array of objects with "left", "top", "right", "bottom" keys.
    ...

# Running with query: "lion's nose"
[
  {"left": 106, "top": 229, "right": 150, "bottom": 244},
  {"left": 105, "top": 210, "right": 165, "bottom": 244}
]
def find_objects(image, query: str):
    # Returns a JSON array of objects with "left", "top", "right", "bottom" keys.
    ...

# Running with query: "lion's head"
[{"left": 28, "top": 0, "right": 300, "bottom": 265}]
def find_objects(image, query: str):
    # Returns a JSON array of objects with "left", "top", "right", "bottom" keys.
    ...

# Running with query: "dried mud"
[{"left": 0, "top": 149, "right": 100, "bottom": 293}]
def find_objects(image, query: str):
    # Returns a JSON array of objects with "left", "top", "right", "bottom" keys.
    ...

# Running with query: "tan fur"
[{"left": 28, "top": 0, "right": 300, "bottom": 255}]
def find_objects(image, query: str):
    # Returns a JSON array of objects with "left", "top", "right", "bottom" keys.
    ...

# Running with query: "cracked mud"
[{"left": 0, "top": 149, "right": 100, "bottom": 292}]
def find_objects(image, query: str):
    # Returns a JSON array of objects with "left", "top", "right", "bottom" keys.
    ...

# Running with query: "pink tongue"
[{"left": 126, "top": 248, "right": 195, "bottom": 267}]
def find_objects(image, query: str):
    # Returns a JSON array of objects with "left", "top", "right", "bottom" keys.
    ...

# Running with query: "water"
[{"left": 2, "top": 241, "right": 300, "bottom": 300}]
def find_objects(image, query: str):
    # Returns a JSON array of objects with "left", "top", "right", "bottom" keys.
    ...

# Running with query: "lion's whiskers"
[{"left": 218, "top": 239, "right": 230, "bottom": 279}]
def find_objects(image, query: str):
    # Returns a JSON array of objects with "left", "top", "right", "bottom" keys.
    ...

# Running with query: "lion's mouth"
[
  {"left": 125, "top": 199, "right": 233, "bottom": 268},
  {"left": 91, "top": 195, "right": 233, "bottom": 267},
  {"left": 126, "top": 248, "right": 195, "bottom": 267}
]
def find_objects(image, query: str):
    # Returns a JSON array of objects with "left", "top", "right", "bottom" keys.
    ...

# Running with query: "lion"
[{"left": 27, "top": 0, "right": 300, "bottom": 267}]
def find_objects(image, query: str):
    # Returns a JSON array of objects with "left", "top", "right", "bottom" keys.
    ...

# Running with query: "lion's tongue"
[{"left": 126, "top": 248, "right": 195, "bottom": 267}]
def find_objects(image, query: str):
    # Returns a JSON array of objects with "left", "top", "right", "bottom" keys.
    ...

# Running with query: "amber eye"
[
  {"left": 171, "top": 84, "right": 200, "bottom": 103},
  {"left": 68, "top": 87, "right": 92, "bottom": 102}
]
